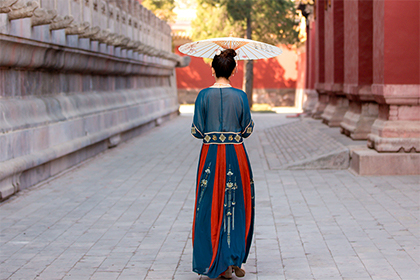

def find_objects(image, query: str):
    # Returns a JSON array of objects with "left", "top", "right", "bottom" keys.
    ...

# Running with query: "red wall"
[
  {"left": 383, "top": 0, "right": 420, "bottom": 84},
  {"left": 175, "top": 46, "right": 298, "bottom": 90},
  {"left": 374, "top": 0, "right": 420, "bottom": 85}
]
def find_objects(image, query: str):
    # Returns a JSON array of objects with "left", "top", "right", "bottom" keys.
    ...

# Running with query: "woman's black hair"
[{"left": 212, "top": 49, "right": 237, "bottom": 79}]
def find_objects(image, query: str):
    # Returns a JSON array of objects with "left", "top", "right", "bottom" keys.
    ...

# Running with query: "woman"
[{"left": 191, "top": 49, "right": 255, "bottom": 279}]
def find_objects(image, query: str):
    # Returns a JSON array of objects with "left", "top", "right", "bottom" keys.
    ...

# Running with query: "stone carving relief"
[
  {"left": 112, "top": 34, "right": 129, "bottom": 47},
  {"left": 104, "top": 32, "right": 117, "bottom": 45},
  {"left": 126, "top": 40, "right": 140, "bottom": 49},
  {"left": 108, "top": 4, "right": 113, "bottom": 18},
  {"left": 100, "top": 0, "right": 106, "bottom": 15},
  {"left": 1, "top": 0, "right": 177, "bottom": 62},
  {"left": 115, "top": 7, "right": 120, "bottom": 23},
  {"left": 8, "top": 0, "right": 38, "bottom": 20},
  {"left": 0, "top": 0, "right": 18, "bottom": 13},
  {"left": 31, "top": 8, "right": 57, "bottom": 26},
  {"left": 91, "top": 28, "right": 110, "bottom": 43},
  {"left": 50, "top": 15, "right": 74, "bottom": 30},
  {"left": 65, "top": 21, "right": 89, "bottom": 35},
  {"left": 135, "top": 42, "right": 146, "bottom": 53},
  {"left": 121, "top": 11, "right": 126, "bottom": 25},
  {"left": 79, "top": 26, "right": 100, "bottom": 38}
]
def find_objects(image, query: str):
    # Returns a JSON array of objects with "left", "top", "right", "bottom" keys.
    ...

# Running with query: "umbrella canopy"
[{"left": 178, "top": 37, "right": 282, "bottom": 60}]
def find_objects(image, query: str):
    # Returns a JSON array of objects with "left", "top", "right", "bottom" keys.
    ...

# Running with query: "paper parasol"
[{"left": 178, "top": 37, "right": 282, "bottom": 60}]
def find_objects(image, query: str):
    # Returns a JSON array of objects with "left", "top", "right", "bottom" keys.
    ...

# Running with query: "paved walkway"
[{"left": 0, "top": 114, "right": 419, "bottom": 280}]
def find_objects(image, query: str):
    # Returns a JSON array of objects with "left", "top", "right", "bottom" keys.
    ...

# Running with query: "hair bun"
[
  {"left": 221, "top": 49, "right": 237, "bottom": 59},
  {"left": 212, "top": 48, "right": 237, "bottom": 79}
]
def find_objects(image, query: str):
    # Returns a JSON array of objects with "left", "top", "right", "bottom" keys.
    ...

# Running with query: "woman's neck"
[{"left": 214, "top": 77, "right": 230, "bottom": 85}]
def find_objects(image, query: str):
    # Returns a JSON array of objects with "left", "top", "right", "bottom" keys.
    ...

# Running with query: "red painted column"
[
  {"left": 340, "top": 0, "right": 378, "bottom": 139},
  {"left": 320, "top": 0, "right": 349, "bottom": 127},
  {"left": 368, "top": 0, "right": 420, "bottom": 152},
  {"left": 312, "top": 0, "right": 329, "bottom": 118}
]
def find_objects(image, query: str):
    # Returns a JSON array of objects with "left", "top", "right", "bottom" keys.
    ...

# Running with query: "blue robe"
[{"left": 191, "top": 86, "right": 255, "bottom": 278}]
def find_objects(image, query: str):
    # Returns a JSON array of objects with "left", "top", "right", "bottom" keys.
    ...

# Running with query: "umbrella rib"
[
  {"left": 194, "top": 44, "right": 219, "bottom": 57},
  {"left": 251, "top": 43, "right": 281, "bottom": 58},
  {"left": 244, "top": 47, "right": 270, "bottom": 59}
]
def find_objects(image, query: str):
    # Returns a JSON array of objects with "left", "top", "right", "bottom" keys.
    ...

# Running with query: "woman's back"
[{"left": 194, "top": 87, "right": 251, "bottom": 134}]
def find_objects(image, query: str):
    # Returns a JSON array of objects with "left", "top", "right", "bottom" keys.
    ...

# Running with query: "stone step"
[{"left": 262, "top": 119, "right": 350, "bottom": 170}]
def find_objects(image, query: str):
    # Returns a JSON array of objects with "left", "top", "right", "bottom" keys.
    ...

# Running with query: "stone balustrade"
[{"left": 0, "top": 0, "right": 190, "bottom": 200}]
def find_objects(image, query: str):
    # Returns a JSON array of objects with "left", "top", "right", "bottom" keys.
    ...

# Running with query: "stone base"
[
  {"left": 321, "top": 95, "right": 349, "bottom": 127},
  {"left": 312, "top": 91, "right": 329, "bottom": 119},
  {"left": 350, "top": 146, "right": 420, "bottom": 175},
  {"left": 340, "top": 102, "right": 378, "bottom": 140},
  {"left": 303, "top": 89, "right": 318, "bottom": 113},
  {"left": 367, "top": 119, "right": 420, "bottom": 152}
]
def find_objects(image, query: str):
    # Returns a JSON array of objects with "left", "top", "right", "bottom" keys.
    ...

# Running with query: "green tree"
[
  {"left": 192, "top": 0, "right": 300, "bottom": 107},
  {"left": 142, "top": 0, "right": 176, "bottom": 22}
]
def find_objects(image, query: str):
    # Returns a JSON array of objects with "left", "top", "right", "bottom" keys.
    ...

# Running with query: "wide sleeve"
[
  {"left": 191, "top": 91, "right": 206, "bottom": 139},
  {"left": 240, "top": 93, "right": 254, "bottom": 139}
]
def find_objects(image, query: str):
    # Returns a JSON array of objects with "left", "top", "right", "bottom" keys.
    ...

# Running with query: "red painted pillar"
[
  {"left": 312, "top": 0, "right": 329, "bottom": 118},
  {"left": 320, "top": 0, "right": 348, "bottom": 127},
  {"left": 368, "top": 0, "right": 420, "bottom": 152},
  {"left": 340, "top": 0, "right": 378, "bottom": 139}
]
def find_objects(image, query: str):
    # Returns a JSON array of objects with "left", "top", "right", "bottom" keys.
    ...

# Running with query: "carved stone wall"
[{"left": 0, "top": 0, "right": 190, "bottom": 200}]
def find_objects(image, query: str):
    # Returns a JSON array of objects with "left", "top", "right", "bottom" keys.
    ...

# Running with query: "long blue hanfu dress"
[{"left": 191, "top": 86, "right": 255, "bottom": 279}]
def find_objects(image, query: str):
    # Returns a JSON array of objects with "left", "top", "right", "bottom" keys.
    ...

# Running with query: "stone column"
[
  {"left": 312, "top": 0, "right": 328, "bottom": 119},
  {"left": 340, "top": 0, "right": 378, "bottom": 139},
  {"left": 321, "top": 0, "right": 348, "bottom": 127},
  {"left": 368, "top": 0, "right": 420, "bottom": 152}
]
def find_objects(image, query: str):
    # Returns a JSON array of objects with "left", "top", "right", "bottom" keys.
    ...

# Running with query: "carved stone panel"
[
  {"left": 0, "top": 0, "right": 18, "bottom": 14},
  {"left": 50, "top": 15, "right": 74, "bottom": 30},
  {"left": 31, "top": 8, "right": 57, "bottom": 26},
  {"left": 8, "top": 0, "right": 38, "bottom": 20}
]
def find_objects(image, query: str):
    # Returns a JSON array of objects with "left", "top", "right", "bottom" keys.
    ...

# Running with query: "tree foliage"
[
  {"left": 192, "top": 2, "right": 241, "bottom": 41},
  {"left": 192, "top": 0, "right": 300, "bottom": 45},
  {"left": 142, "top": 0, "right": 176, "bottom": 22},
  {"left": 191, "top": 0, "right": 300, "bottom": 107}
]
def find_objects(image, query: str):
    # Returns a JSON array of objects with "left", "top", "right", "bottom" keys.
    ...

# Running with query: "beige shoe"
[
  {"left": 233, "top": 266, "right": 245, "bottom": 277},
  {"left": 220, "top": 265, "right": 233, "bottom": 279}
]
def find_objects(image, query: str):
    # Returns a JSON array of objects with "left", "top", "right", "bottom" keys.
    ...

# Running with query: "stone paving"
[
  {"left": 0, "top": 113, "right": 419, "bottom": 280},
  {"left": 262, "top": 120, "right": 349, "bottom": 169}
]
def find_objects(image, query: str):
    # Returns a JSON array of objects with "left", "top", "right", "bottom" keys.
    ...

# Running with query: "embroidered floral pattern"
[
  {"left": 197, "top": 164, "right": 212, "bottom": 212},
  {"left": 224, "top": 166, "right": 237, "bottom": 247}
]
